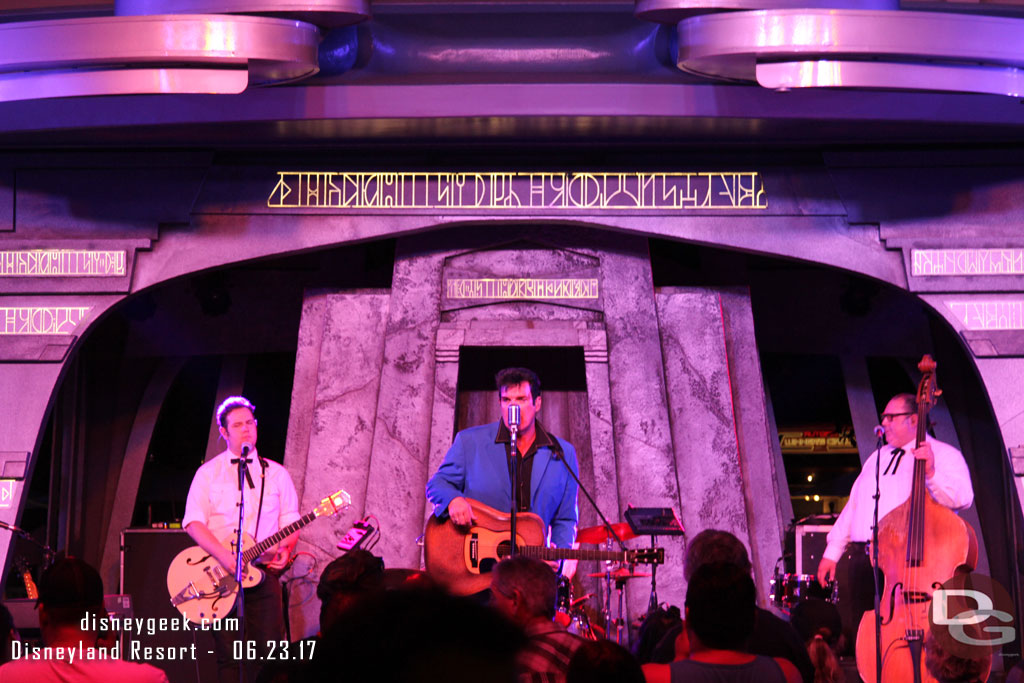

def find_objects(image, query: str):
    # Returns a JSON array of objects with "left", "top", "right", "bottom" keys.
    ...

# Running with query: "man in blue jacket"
[{"left": 426, "top": 367, "right": 579, "bottom": 553}]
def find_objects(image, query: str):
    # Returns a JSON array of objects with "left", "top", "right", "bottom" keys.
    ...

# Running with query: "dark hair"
[
  {"left": 317, "top": 550, "right": 385, "bottom": 602},
  {"left": 495, "top": 367, "right": 541, "bottom": 399},
  {"left": 317, "top": 550, "right": 386, "bottom": 631},
  {"left": 925, "top": 631, "right": 991, "bottom": 683},
  {"left": 807, "top": 634, "right": 844, "bottom": 683},
  {"left": 312, "top": 587, "right": 524, "bottom": 683},
  {"left": 216, "top": 395, "right": 255, "bottom": 428},
  {"left": 491, "top": 555, "right": 557, "bottom": 619},
  {"left": 37, "top": 557, "right": 105, "bottom": 625},
  {"left": 684, "top": 529, "right": 751, "bottom": 581},
  {"left": 889, "top": 393, "right": 934, "bottom": 431},
  {"left": 685, "top": 563, "right": 756, "bottom": 650},
  {"left": 633, "top": 606, "right": 681, "bottom": 664},
  {"left": 892, "top": 393, "right": 918, "bottom": 414},
  {"left": 567, "top": 639, "right": 645, "bottom": 683}
]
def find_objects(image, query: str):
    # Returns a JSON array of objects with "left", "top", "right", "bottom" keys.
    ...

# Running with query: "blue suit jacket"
[{"left": 426, "top": 421, "right": 579, "bottom": 549}]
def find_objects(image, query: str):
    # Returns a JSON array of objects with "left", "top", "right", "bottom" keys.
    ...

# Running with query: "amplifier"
[
  {"left": 121, "top": 528, "right": 219, "bottom": 682},
  {"left": 795, "top": 524, "right": 832, "bottom": 576}
]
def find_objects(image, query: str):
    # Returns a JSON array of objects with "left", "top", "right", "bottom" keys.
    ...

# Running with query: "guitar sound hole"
[{"left": 497, "top": 540, "right": 515, "bottom": 559}]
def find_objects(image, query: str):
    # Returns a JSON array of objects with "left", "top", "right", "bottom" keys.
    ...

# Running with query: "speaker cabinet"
[
  {"left": 795, "top": 524, "right": 833, "bottom": 576},
  {"left": 120, "top": 529, "right": 219, "bottom": 683}
]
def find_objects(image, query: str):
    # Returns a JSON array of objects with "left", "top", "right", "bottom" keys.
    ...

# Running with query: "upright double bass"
[{"left": 855, "top": 355, "right": 979, "bottom": 683}]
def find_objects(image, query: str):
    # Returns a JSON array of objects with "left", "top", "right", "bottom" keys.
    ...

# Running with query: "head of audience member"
[
  {"left": 683, "top": 529, "right": 752, "bottom": 581},
  {"left": 790, "top": 598, "right": 844, "bottom": 683},
  {"left": 489, "top": 555, "right": 558, "bottom": 627},
  {"left": 316, "top": 550, "right": 385, "bottom": 632},
  {"left": 632, "top": 605, "right": 681, "bottom": 664},
  {"left": 566, "top": 639, "right": 645, "bottom": 683},
  {"left": 36, "top": 557, "right": 105, "bottom": 647},
  {"left": 684, "top": 563, "right": 756, "bottom": 652},
  {"left": 311, "top": 586, "right": 525, "bottom": 683},
  {"left": 925, "top": 631, "right": 992, "bottom": 683}
]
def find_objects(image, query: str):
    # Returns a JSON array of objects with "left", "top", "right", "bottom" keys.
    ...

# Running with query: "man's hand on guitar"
[
  {"left": 263, "top": 546, "right": 292, "bottom": 571},
  {"left": 259, "top": 532, "right": 298, "bottom": 571},
  {"left": 448, "top": 497, "right": 476, "bottom": 526}
]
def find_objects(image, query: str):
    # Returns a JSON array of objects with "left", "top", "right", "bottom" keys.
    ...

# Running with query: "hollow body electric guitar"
[
  {"left": 424, "top": 498, "right": 665, "bottom": 595},
  {"left": 167, "top": 489, "right": 351, "bottom": 624}
]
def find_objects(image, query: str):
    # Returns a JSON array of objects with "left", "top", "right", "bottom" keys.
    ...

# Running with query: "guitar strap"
[{"left": 254, "top": 457, "right": 268, "bottom": 545}]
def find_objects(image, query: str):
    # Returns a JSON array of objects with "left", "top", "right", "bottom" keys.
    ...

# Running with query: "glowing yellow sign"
[
  {"left": 0, "top": 307, "right": 90, "bottom": 335},
  {"left": 268, "top": 172, "right": 766, "bottom": 211},
  {"left": 0, "top": 250, "right": 126, "bottom": 277},
  {"left": 446, "top": 278, "right": 598, "bottom": 300}
]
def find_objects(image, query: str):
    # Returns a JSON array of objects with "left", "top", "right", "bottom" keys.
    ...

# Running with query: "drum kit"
[
  {"left": 555, "top": 507, "right": 681, "bottom": 645},
  {"left": 768, "top": 570, "right": 838, "bottom": 612},
  {"left": 770, "top": 515, "right": 840, "bottom": 615}
]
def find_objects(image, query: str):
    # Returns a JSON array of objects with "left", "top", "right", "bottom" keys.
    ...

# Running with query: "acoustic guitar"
[
  {"left": 167, "top": 488, "right": 350, "bottom": 624},
  {"left": 424, "top": 498, "right": 664, "bottom": 595}
]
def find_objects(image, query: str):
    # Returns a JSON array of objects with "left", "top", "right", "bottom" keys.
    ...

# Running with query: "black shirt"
[{"left": 495, "top": 420, "right": 557, "bottom": 513}]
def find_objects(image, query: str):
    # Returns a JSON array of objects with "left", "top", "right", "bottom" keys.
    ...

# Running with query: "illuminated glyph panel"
[
  {"left": 946, "top": 300, "right": 1024, "bottom": 330},
  {"left": 0, "top": 307, "right": 91, "bottom": 335},
  {"left": 446, "top": 278, "right": 599, "bottom": 300},
  {"left": 912, "top": 248, "right": 1024, "bottom": 277},
  {"left": 0, "top": 250, "right": 126, "bottom": 277},
  {"left": 267, "top": 171, "right": 767, "bottom": 211}
]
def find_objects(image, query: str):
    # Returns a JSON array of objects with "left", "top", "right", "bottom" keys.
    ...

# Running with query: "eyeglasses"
[{"left": 880, "top": 412, "right": 914, "bottom": 422}]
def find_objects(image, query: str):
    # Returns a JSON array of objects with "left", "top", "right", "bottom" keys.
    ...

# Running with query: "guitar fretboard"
[
  {"left": 241, "top": 511, "right": 319, "bottom": 564},
  {"left": 502, "top": 545, "right": 635, "bottom": 563}
]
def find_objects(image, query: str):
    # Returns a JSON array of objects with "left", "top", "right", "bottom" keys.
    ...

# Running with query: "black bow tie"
[
  {"left": 884, "top": 448, "right": 906, "bottom": 476},
  {"left": 231, "top": 458, "right": 255, "bottom": 489}
]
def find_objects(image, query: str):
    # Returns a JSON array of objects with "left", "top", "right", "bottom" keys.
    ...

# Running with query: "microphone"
[
  {"left": 241, "top": 442, "right": 253, "bottom": 457},
  {"left": 873, "top": 425, "right": 885, "bottom": 438},
  {"left": 508, "top": 405, "right": 521, "bottom": 435}
]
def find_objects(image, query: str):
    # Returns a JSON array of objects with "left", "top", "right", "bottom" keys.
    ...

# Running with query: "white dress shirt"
[
  {"left": 823, "top": 435, "right": 974, "bottom": 562},
  {"left": 182, "top": 448, "right": 300, "bottom": 543}
]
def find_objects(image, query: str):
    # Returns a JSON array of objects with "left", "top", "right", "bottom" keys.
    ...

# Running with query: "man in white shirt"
[
  {"left": 183, "top": 396, "right": 300, "bottom": 683},
  {"left": 816, "top": 393, "right": 974, "bottom": 651}
]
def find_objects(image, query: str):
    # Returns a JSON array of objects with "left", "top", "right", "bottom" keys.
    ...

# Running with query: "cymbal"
[
  {"left": 577, "top": 522, "right": 636, "bottom": 545},
  {"left": 587, "top": 568, "right": 651, "bottom": 580}
]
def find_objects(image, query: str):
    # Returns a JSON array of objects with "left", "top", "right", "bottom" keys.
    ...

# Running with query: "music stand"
[{"left": 625, "top": 506, "right": 685, "bottom": 613}]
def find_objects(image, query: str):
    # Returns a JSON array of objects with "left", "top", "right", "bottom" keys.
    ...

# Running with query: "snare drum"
[{"left": 769, "top": 573, "right": 835, "bottom": 611}]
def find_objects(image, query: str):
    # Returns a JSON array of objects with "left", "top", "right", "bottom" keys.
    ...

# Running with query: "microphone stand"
[
  {"left": 509, "top": 415, "right": 519, "bottom": 559},
  {"left": 871, "top": 430, "right": 884, "bottom": 683},
  {"left": 235, "top": 446, "right": 249, "bottom": 683},
  {"left": 548, "top": 440, "right": 630, "bottom": 642},
  {"left": 550, "top": 442, "right": 628, "bottom": 553},
  {"left": 0, "top": 520, "right": 56, "bottom": 563}
]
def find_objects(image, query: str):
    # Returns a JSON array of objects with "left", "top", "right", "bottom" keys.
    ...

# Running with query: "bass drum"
[{"left": 554, "top": 575, "right": 600, "bottom": 640}]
